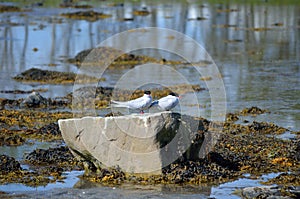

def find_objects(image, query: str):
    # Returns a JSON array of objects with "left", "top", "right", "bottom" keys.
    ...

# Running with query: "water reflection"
[{"left": 0, "top": 1, "right": 299, "bottom": 129}]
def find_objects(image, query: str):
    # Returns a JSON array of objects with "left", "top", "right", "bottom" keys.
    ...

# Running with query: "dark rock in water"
[
  {"left": 0, "top": 155, "right": 22, "bottom": 174},
  {"left": 25, "top": 146, "right": 75, "bottom": 166},
  {"left": 20, "top": 92, "right": 48, "bottom": 108}
]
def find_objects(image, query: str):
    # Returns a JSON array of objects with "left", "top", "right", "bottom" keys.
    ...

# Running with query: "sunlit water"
[{"left": 0, "top": 0, "right": 299, "bottom": 198}]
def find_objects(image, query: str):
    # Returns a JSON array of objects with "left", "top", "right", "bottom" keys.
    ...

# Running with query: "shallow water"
[
  {"left": 0, "top": 0, "right": 299, "bottom": 198},
  {"left": 0, "top": 1, "right": 298, "bottom": 129},
  {"left": 0, "top": 172, "right": 281, "bottom": 199}
]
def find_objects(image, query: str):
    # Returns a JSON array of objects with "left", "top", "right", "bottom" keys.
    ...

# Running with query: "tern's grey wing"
[
  {"left": 157, "top": 96, "right": 179, "bottom": 110},
  {"left": 127, "top": 96, "right": 152, "bottom": 110}
]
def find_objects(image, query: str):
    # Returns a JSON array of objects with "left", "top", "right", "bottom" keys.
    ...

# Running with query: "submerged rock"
[{"left": 58, "top": 112, "right": 207, "bottom": 175}]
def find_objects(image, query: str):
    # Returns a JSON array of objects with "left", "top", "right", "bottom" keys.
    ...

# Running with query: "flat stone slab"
[{"left": 58, "top": 111, "right": 204, "bottom": 175}]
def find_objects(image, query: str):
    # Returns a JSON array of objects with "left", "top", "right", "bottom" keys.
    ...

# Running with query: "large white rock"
[{"left": 58, "top": 111, "right": 204, "bottom": 175}]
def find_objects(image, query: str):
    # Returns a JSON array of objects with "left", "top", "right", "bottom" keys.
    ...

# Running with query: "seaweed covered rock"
[
  {"left": 223, "top": 121, "right": 288, "bottom": 135},
  {"left": 264, "top": 173, "right": 300, "bottom": 186},
  {"left": 226, "top": 113, "right": 239, "bottom": 123},
  {"left": 61, "top": 11, "right": 112, "bottom": 21},
  {"left": 68, "top": 47, "right": 157, "bottom": 66},
  {"left": 0, "top": 5, "right": 21, "bottom": 12},
  {"left": 240, "top": 106, "right": 269, "bottom": 116},
  {"left": 83, "top": 152, "right": 240, "bottom": 185},
  {"left": 248, "top": 121, "right": 287, "bottom": 134},
  {"left": 0, "top": 134, "right": 25, "bottom": 146},
  {"left": 25, "top": 146, "right": 77, "bottom": 166},
  {"left": 13, "top": 68, "right": 100, "bottom": 84},
  {"left": 0, "top": 155, "right": 22, "bottom": 174},
  {"left": 37, "top": 122, "right": 61, "bottom": 137},
  {"left": 24, "top": 122, "right": 62, "bottom": 141}
]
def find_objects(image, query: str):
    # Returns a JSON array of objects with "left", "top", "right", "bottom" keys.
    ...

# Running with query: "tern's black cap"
[
  {"left": 144, "top": 91, "right": 151, "bottom": 95},
  {"left": 169, "top": 92, "right": 178, "bottom": 96}
]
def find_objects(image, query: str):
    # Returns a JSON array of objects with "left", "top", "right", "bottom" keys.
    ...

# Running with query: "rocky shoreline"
[
  {"left": 0, "top": 100, "right": 299, "bottom": 197},
  {"left": 0, "top": 47, "right": 298, "bottom": 198}
]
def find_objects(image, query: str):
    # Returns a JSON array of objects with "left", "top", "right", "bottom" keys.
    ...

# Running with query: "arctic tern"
[
  {"left": 111, "top": 91, "right": 152, "bottom": 113},
  {"left": 150, "top": 92, "right": 180, "bottom": 111}
]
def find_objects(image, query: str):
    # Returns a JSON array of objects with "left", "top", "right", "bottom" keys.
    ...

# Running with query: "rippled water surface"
[{"left": 0, "top": 0, "right": 299, "bottom": 198}]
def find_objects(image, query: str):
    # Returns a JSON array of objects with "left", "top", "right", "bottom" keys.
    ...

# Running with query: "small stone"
[
  {"left": 20, "top": 92, "right": 48, "bottom": 108},
  {"left": 241, "top": 186, "right": 282, "bottom": 199}
]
